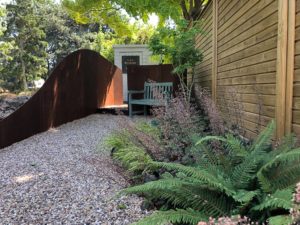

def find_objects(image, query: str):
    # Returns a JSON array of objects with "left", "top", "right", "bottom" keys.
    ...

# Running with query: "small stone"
[{"left": 0, "top": 114, "right": 151, "bottom": 224}]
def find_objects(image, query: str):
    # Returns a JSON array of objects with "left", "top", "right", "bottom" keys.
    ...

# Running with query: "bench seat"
[{"left": 129, "top": 99, "right": 164, "bottom": 106}]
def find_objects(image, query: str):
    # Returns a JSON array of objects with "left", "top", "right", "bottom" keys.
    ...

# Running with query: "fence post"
[
  {"left": 275, "top": 0, "right": 288, "bottom": 139},
  {"left": 212, "top": 0, "right": 218, "bottom": 102},
  {"left": 285, "top": 0, "right": 296, "bottom": 135}
]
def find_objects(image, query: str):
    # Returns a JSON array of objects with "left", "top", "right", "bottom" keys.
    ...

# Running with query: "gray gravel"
[{"left": 0, "top": 114, "right": 149, "bottom": 225}]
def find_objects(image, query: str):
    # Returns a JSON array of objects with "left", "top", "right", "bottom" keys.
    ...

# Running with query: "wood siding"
[
  {"left": 194, "top": 1, "right": 213, "bottom": 90},
  {"left": 194, "top": 0, "right": 299, "bottom": 139},
  {"left": 293, "top": 0, "right": 300, "bottom": 134}
]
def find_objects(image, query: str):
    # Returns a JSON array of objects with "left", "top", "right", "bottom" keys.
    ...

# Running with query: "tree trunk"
[{"left": 19, "top": 42, "right": 27, "bottom": 90}]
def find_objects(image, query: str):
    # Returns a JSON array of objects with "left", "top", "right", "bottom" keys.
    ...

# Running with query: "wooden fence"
[{"left": 193, "top": 0, "right": 299, "bottom": 139}]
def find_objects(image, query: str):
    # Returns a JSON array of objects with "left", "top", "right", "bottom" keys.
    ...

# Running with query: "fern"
[
  {"left": 150, "top": 161, "right": 234, "bottom": 195},
  {"left": 251, "top": 188, "right": 293, "bottom": 211},
  {"left": 229, "top": 159, "right": 257, "bottom": 189},
  {"left": 135, "top": 121, "right": 161, "bottom": 142},
  {"left": 249, "top": 120, "right": 275, "bottom": 153},
  {"left": 123, "top": 177, "right": 232, "bottom": 217},
  {"left": 195, "top": 135, "right": 227, "bottom": 146},
  {"left": 114, "top": 120, "right": 300, "bottom": 224},
  {"left": 132, "top": 208, "right": 207, "bottom": 225},
  {"left": 268, "top": 215, "right": 293, "bottom": 225},
  {"left": 105, "top": 131, "right": 133, "bottom": 149},
  {"left": 194, "top": 141, "right": 219, "bottom": 166},
  {"left": 224, "top": 133, "right": 249, "bottom": 158},
  {"left": 196, "top": 134, "right": 248, "bottom": 158},
  {"left": 270, "top": 133, "right": 297, "bottom": 157},
  {"left": 257, "top": 148, "right": 300, "bottom": 192},
  {"left": 229, "top": 146, "right": 268, "bottom": 189},
  {"left": 188, "top": 187, "right": 234, "bottom": 216},
  {"left": 122, "top": 178, "right": 192, "bottom": 195},
  {"left": 232, "top": 190, "right": 259, "bottom": 204},
  {"left": 156, "top": 187, "right": 231, "bottom": 216},
  {"left": 113, "top": 146, "right": 153, "bottom": 173}
]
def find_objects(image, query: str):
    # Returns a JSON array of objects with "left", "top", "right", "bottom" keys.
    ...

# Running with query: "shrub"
[
  {"left": 122, "top": 121, "right": 300, "bottom": 225},
  {"left": 193, "top": 85, "right": 225, "bottom": 136},
  {"left": 105, "top": 119, "right": 169, "bottom": 182},
  {"left": 151, "top": 90, "right": 205, "bottom": 163},
  {"left": 105, "top": 128, "right": 154, "bottom": 181}
]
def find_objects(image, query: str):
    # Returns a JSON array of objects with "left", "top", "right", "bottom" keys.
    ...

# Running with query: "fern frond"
[
  {"left": 230, "top": 156, "right": 259, "bottom": 189},
  {"left": 195, "top": 136, "right": 226, "bottom": 166},
  {"left": 105, "top": 131, "right": 133, "bottom": 149},
  {"left": 229, "top": 142, "right": 270, "bottom": 190},
  {"left": 195, "top": 134, "right": 248, "bottom": 158},
  {"left": 257, "top": 148, "right": 300, "bottom": 192},
  {"left": 195, "top": 136, "right": 227, "bottom": 145},
  {"left": 188, "top": 188, "right": 234, "bottom": 216},
  {"left": 135, "top": 121, "right": 161, "bottom": 142},
  {"left": 150, "top": 161, "right": 234, "bottom": 194},
  {"left": 132, "top": 208, "right": 207, "bottom": 225},
  {"left": 232, "top": 190, "right": 259, "bottom": 204},
  {"left": 190, "top": 155, "right": 226, "bottom": 179},
  {"left": 224, "top": 133, "right": 248, "bottom": 158},
  {"left": 154, "top": 187, "right": 232, "bottom": 217},
  {"left": 251, "top": 188, "right": 293, "bottom": 211},
  {"left": 123, "top": 177, "right": 233, "bottom": 217},
  {"left": 271, "top": 133, "right": 297, "bottom": 156},
  {"left": 268, "top": 215, "right": 293, "bottom": 225},
  {"left": 249, "top": 120, "right": 275, "bottom": 153},
  {"left": 122, "top": 178, "right": 192, "bottom": 195},
  {"left": 113, "top": 146, "right": 153, "bottom": 173},
  {"left": 194, "top": 142, "right": 219, "bottom": 166}
]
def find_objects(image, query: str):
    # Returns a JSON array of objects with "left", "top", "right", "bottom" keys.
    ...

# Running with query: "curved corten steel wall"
[{"left": 0, "top": 49, "right": 123, "bottom": 149}]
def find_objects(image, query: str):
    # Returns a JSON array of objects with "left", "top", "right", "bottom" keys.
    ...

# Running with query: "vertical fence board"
[
  {"left": 193, "top": 0, "right": 300, "bottom": 139},
  {"left": 194, "top": 1, "right": 213, "bottom": 91},
  {"left": 275, "top": 0, "right": 288, "bottom": 138},
  {"left": 212, "top": 0, "right": 218, "bottom": 101},
  {"left": 285, "top": 0, "right": 296, "bottom": 134},
  {"left": 292, "top": 0, "right": 300, "bottom": 136}
]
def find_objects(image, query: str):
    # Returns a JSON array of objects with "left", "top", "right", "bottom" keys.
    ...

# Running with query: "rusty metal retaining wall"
[{"left": 0, "top": 49, "right": 123, "bottom": 149}]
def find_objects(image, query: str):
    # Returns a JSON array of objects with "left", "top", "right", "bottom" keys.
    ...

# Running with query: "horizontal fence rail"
[{"left": 193, "top": 0, "right": 298, "bottom": 139}]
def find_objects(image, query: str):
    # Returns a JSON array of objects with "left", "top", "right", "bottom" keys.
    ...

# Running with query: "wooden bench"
[{"left": 128, "top": 82, "right": 173, "bottom": 117}]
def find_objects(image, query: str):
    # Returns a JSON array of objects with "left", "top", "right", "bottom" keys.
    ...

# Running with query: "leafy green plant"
[
  {"left": 149, "top": 20, "right": 203, "bottom": 103},
  {"left": 122, "top": 121, "right": 300, "bottom": 225},
  {"left": 151, "top": 91, "right": 205, "bottom": 163},
  {"left": 105, "top": 130, "right": 153, "bottom": 180}
]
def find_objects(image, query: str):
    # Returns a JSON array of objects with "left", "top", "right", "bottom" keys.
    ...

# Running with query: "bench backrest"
[{"left": 144, "top": 82, "right": 173, "bottom": 100}]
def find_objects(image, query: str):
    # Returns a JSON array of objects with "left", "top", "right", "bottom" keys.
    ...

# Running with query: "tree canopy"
[
  {"left": 0, "top": 0, "right": 207, "bottom": 92},
  {"left": 62, "top": 0, "right": 209, "bottom": 26},
  {"left": 0, "top": 0, "right": 156, "bottom": 91}
]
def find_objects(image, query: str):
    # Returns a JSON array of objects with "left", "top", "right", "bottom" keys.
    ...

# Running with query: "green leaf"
[
  {"left": 257, "top": 148, "right": 300, "bottom": 192},
  {"left": 252, "top": 188, "right": 293, "bottom": 211},
  {"left": 250, "top": 120, "right": 275, "bottom": 153},
  {"left": 268, "top": 215, "right": 292, "bottom": 225},
  {"left": 150, "top": 161, "right": 234, "bottom": 195},
  {"left": 233, "top": 190, "right": 258, "bottom": 204}
]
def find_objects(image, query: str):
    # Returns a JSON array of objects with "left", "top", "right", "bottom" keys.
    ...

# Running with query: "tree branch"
[
  {"left": 189, "top": 0, "right": 193, "bottom": 15},
  {"left": 191, "top": 0, "right": 203, "bottom": 20},
  {"left": 180, "top": 0, "right": 190, "bottom": 20}
]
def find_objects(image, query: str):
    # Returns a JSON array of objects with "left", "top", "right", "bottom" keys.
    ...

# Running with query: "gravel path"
[{"left": 0, "top": 114, "right": 148, "bottom": 225}]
